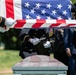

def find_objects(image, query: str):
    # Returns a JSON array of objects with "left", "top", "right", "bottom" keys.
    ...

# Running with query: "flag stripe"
[
  {"left": 23, "top": 20, "right": 36, "bottom": 28},
  {"left": 32, "top": 20, "right": 46, "bottom": 28},
  {"left": 0, "top": 0, "right": 6, "bottom": 17},
  {"left": 66, "top": 20, "right": 76, "bottom": 24},
  {"left": 50, "top": 23, "right": 61, "bottom": 27},
  {"left": 12, "top": 20, "right": 76, "bottom": 28},
  {"left": 68, "top": 24, "right": 76, "bottom": 27},
  {"left": 56, "top": 20, "right": 66, "bottom": 23},
  {"left": 57, "top": 24, "right": 68, "bottom": 27},
  {"left": 14, "top": 20, "right": 26, "bottom": 28},
  {"left": 5, "top": 0, "right": 14, "bottom": 18},
  {"left": 13, "top": 0, "right": 22, "bottom": 20}
]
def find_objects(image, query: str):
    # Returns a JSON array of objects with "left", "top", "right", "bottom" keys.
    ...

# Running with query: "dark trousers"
[
  {"left": 54, "top": 53, "right": 68, "bottom": 65},
  {"left": 54, "top": 52, "right": 69, "bottom": 75},
  {"left": 69, "top": 55, "right": 76, "bottom": 75}
]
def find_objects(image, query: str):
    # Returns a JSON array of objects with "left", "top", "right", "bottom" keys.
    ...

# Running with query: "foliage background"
[
  {"left": 71, "top": 0, "right": 76, "bottom": 4},
  {"left": 0, "top": 29, "right": 22, "bottom": 50}
]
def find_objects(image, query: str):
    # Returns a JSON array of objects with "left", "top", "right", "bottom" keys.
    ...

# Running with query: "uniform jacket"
[
  {"left": 64, "top": 28, "right": 76, "bottom": 54},
  {"left": 53, "top": 29, "right": 64, "bottom": 53}
]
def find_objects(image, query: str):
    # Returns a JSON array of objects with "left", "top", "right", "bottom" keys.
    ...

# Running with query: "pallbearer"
[{"left": 0, "top": 16, "right": 15, "bottom": 32}]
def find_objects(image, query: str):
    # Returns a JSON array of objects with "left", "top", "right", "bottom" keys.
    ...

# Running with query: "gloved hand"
[
  {"left": 5, "top": 18, "right": 16, "bottom": 27},
  {"left": 43, "top": 41, "right": 51, "bottom": 48},
  {"left": 0, "top": 27, "right": 9, "bottom": 33},
  {"left": 29, "top": 38, "right": 40, "bottom": 45}
]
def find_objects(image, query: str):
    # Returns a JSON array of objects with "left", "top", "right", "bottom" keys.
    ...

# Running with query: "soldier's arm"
[
  {"left": 0, "top": 16, "right": 15, "bottom": 27},
  {"left": 0, "top": 16, "right": 5, "bottom": 27},
  {"left": 0, "top": 16, "right": 16, "bottom": 33}
]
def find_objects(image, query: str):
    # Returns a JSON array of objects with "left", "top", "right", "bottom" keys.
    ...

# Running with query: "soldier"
[
  {"left": 0, "top": 16, "right": 15, "bottom": 32},
  {"left": 19, "top": 28, "right": 51, "bottom": 59},
  {"left": 53, "top": 29, "right": 68, "bottom": 66}
]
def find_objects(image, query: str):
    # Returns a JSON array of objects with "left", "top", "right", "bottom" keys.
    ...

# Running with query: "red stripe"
[
  {"left": 32, "top": 20, "right": 46, "bottom": 28},
  {"left": 60, "top": 24, "right": 76, "bottom": 28},
  {"left": 50, "top": 23, "right": 61, "bottom": 27},
  {"left": 56, "top": 20, "right": 66, "bottom": 23},
  {"left": 50, "top": 20, "right": 66, "bottom": 28},
  {"left": 68, "top": 24, "right": 76, "bottom": 27},
  {"left": 14, "top": 20, "right": 26, "bottom": 28},
  {"left": 5, "top": 0, "right": 14, "bottom": 18}
]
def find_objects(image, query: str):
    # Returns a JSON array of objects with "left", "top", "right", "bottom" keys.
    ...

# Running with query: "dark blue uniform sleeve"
[
  {"left": 63, "top": 29, "right": 69, "bottom": 50},
  {"left": 0, "top": 17, "right": 5, "bottom": 27}
]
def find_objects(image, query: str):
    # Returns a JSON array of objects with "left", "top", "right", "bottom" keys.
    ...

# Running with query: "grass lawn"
[{"left": 0, "top": 50, "right": 21, "bottom": 71}]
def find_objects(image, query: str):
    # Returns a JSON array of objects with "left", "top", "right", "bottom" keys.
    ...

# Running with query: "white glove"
[
  {"left": 30, "top": 38, "right": 40, "bottom": 45},
  {"left": 0, "top": 27, "right": 9, "bottom": 33},
  {"left": 43, "top": 41, "right": 51, "bottom": 48},
  {"left": 5, "top": 18, "right": 16, "bottom": 27}
]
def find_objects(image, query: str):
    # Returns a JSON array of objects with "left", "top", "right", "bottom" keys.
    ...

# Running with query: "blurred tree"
[
  {"left": 71, "top": 0, "right": 76, "bottom": 4},
  {"left": 0, "top": 29, "right": 22, "bottom": 50}
]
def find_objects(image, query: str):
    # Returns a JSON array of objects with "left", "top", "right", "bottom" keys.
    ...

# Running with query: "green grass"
[
  {"left": 0, "top": 50, "right": 53, "bottom": 70},
  {"left": 0, "top": 50, "right": 21, "bottom": 70}
]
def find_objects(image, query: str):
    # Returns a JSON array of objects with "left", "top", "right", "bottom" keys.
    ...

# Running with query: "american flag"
[
  {"left": 0, "top": 0, "right": 74, "bottom": 28},
  {"left": 0, "top": 0, "right": 72, "bottom": 20}
]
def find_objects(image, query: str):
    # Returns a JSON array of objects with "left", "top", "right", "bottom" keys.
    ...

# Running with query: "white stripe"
[
  {"left": 41, "top": 23, "right": 51, "bottom": 28},
  {"left": 46, "top": 20, "right": 57, "bottom": 23},
  {"left": 66, "top": 20, "right": 76, "bottom": 24},
  {"left": 22, "top": 19, "right": 36, "bottom": 28},
  {"left": 57, "top": 23, "right": 69, "bottom": 27},
  {"left": 13, "top": 0, "right": 22, "bottom": 20},
  {"left": 70, "top": 25, "right": 76, "bottom": 27},
  {"left": 0, "top": 0, "right": 6, "bottom": 18},
  {"left": 41, "top": 20, "right": 56, "bottom": 27}
]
